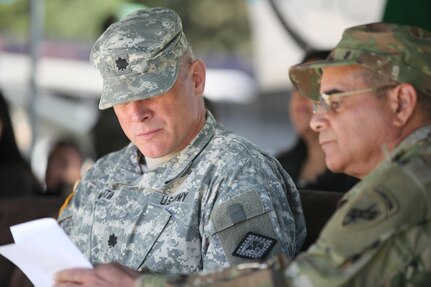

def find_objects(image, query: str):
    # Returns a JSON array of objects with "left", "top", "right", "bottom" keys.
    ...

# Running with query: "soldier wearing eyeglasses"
[{"left": 54, "top": 22, "right": 431, "bottom": 287}]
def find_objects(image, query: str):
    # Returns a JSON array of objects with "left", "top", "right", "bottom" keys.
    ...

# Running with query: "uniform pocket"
[{"left": 91, "top": 188, "right": 171, "bottom": 269}]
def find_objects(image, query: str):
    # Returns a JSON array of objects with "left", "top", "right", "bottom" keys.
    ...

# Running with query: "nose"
[
  {"left": 309, "top": 111, "right": 328, "bottom": 132},
  {"left": 127, "top": 100, "right": 152, "bottom": 122}
]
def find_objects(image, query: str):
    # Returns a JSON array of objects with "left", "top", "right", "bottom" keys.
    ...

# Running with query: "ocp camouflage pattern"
[
  {"left": 289, "top": 22, "right": 431, "bottom": 101},
  {"left": 284, "top": 125, "right": 431, "bottom": 287}
]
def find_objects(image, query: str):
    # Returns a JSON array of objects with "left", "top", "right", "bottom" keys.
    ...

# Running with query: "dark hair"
[
  {"left": 47, "top": 139, "right": 84, "bottom": 164},
  {"left": 0, "top": 90, "right": 43, "bottom": 195},
  {"left": 415, "top": 89, "right": 431, "bottom": 120},
  {"left": 302, "top": 50, "right": 331, "bottom": 63},
  {"left": 0, "top": 90, "right": 27, "bottom": 164}
]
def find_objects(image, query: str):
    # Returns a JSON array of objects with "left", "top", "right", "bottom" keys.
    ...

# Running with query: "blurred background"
[{"left": 0, "top": 0, "right": 430, "bottom": 183}]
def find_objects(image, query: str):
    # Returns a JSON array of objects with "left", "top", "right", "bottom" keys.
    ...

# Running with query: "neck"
[{"left": 172, "top": 107, "right": 206, "bottom": 155}]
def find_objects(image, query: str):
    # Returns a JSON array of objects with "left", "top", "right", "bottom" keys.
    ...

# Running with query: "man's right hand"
[{"left": 53, "top": 262, "right": 140, "bottom": 287}]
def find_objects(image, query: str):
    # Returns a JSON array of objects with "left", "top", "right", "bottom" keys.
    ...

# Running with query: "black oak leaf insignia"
[
  {"left": 115, "top": 57, "right": 129, "bottom": 71},
  {"left": 108, "top": 233, "right": 118, "bottom": 248}
]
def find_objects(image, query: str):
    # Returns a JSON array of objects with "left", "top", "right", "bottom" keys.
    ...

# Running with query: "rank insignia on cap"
[
  {"left": 232, "top": 232, "right": 276, "bottom": 260},
  {"left": 115, "top": 56, "right": 129, "bottom": 71}
]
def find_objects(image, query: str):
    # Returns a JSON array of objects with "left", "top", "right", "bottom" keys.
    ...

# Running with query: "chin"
[{"left": 325, "top": 158, "right": 346, "bottom": 174}]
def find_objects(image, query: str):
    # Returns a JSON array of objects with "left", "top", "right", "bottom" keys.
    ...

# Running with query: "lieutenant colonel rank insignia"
[
  {"left": 115, "top": 57, "right": 129, "bottom": 71},
  {"left": 232, "top": 232, "right": 276, "bottom": 260},
  {"left": 108, "top": 233, "right": 118, "bottom": 248}
]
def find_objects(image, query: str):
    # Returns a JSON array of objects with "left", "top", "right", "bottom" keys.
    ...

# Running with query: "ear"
[
  {"left": 190, "top": 59, "right": 206, "bottom": 97},
  {"left": 389, "top": 83, "right": 417, "bottom": 127}
]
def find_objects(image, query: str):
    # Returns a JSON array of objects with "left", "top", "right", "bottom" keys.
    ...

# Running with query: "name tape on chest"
[{"left": 160, "top": 192, "right": 189, "bottom": 205}]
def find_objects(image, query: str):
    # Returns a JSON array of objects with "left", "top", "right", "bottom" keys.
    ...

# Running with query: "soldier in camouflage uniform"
[
  {"left": 54, "top": 22, "right": 431, "bottom": 287},
  {"left": 56, "top": 6, "right": 306, "bottom": 278}
]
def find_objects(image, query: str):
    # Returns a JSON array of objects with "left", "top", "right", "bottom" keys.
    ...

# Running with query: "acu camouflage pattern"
[
  {"left": 58, "top": 112, "right": 306, "bottom": 275},
  {"left": 289, "top": 22, "right": 431, "bottom": 101},
  {"left": 90, "top": 7, "right": 188, "bottom": 110},
  {"left": 135, "top": 126, "right": 431, "bottom": 287}
]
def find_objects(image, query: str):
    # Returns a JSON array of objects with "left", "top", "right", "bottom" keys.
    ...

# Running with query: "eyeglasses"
[{"left": 313, "top": 85, "right": 396, "bottom": 114}]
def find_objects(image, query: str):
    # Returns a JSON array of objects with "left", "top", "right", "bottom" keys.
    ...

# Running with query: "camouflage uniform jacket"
[
  {"left": 58, "top": 112, "right": 306, "bottom": 275},
  {"left": 286, "top": 125, "right": 431, "bottom": 287},
  {"left": 135, "top": 125, "right": 431, "bottom": 287}
]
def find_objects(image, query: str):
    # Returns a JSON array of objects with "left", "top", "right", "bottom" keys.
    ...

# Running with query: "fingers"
[
  {"left": 54, "top": 268, "right": 94, "bottom": 283},
  {"left": 53, "top": 282, "right": 81, "bottom": 287},
  {"left": 53, "top": 264, "right": 139, "bottom": 287},
  {"left": 99, "top": 262, "right": 141, "bottom": 277},
  {"left": 94, "top": 263, "right": 139, "bottom": 286}
]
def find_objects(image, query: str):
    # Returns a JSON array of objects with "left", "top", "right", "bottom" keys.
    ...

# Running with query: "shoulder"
[
  {"left": 200, "top": 128, "right": 295, "bottom": 187},
  {"left": 90, "top": 144, "right": 134, "bottom": 172},
  {"left": 79, "top": 144, "right": 137, "bottom": 187},
  {"left": 317, "top": 137, "right": 431, "bottom": 260},
  {"left": 208, "top": 126, "right": 276, "bottom": 165},
  {"left": 393, "top": 134, "right": 431, "bottom": 187},
  {"left": 94, "top": 144, "right": 132, "bottom": 165}
]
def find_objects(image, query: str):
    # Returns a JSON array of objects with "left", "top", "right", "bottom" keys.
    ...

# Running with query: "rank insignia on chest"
[
  {"left": 108, "top": 233, "right": 118, "bottom": 248},
  {"left": 232, "top": 232, "right": 276, "bottom": 260}
]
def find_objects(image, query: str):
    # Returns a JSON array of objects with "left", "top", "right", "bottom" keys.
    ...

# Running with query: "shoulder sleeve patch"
[
  {"left": 319, "top": 161, "right": 429, "bottom": 262},
  {"left": 232, "top": 232, "right": 276, "bottom": 260},
  {"left": 58, "top": 190, "right": 76, "bottom": 218},
  {"left": 341, "top": 186, "right": 398, "bottom": 229},
  {"left": 209, "top": 190, "right": 282, "bottom": 265},
  {"left": 211, "top": 190, "right": 266, "bottom": 233}
]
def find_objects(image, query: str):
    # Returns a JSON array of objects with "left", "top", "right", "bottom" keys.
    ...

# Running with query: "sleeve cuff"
[{"left": 135, "top": 274, "right": 170, "bottom": 287}]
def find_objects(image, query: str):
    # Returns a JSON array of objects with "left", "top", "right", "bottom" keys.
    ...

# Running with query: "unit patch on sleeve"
[
  {"left": 340, "top": 186, "right": 399, "bottom": 230},
  {"left": 232, "top": 232, "right": 276, "bottom": 260}
]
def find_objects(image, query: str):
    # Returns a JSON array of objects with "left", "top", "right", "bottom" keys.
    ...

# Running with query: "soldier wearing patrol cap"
[
  {"left": 56, "top": 6, "right": 306, "bottom": 278},
  {"left": 55, "top": 21, "right": 431, "bottom": 287}
]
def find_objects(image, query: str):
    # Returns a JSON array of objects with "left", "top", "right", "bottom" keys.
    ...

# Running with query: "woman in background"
[
  {"left": 276, "top": 50, "right": 358, "bottom": 192},
  {"left": 44, "top": 139, "right": 85, "bottom": 197},
  {"left": 0, "top": 89, "right": 42, "bottom": 197}
]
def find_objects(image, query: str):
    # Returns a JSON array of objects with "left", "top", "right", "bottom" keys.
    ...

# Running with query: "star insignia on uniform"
[
  {"left": 108, "top": 233, "right": 118, "bottom": 248},
  {"left": 115, "top": 57, "right": 128, "bottom": 71}
]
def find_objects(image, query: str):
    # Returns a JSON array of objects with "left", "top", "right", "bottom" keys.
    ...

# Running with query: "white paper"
[{"left": 0, "top": 217, "right": 92, "bottom": 287}]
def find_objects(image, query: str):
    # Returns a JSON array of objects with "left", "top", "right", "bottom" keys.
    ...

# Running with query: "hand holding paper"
[{"left": 0, "top": 217, "right": 92, "bottom": 287}]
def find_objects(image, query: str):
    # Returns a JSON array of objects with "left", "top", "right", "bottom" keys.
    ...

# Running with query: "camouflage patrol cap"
[
  {"left": 90, "top": 7, "right": 188, "bottom": 109},
  {"left": 289, "top": 22, "right": 431, "bottom": 101}
]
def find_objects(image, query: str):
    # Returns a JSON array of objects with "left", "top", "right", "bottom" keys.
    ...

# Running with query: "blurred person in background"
[
  {"left": 0, "top": 89, "right": 43, "bottom": 197},
  {"left": 276, "top": 50, "right": 358, "bottom": 193},
  {"left": 44, "top": 139, "right": 85, "bottom": 197}
]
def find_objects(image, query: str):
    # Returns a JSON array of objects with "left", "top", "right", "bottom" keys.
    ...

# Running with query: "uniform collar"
[
  {"left": 127, "top": 111, "right": 218, "bottom": 190},
  {"left": 388, "top": 125, "right": 431, "bottom": 161}
]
